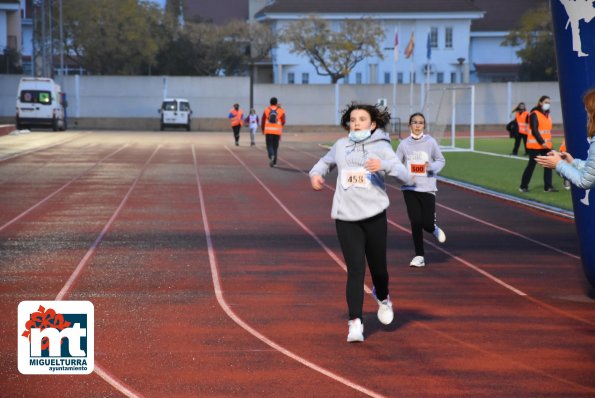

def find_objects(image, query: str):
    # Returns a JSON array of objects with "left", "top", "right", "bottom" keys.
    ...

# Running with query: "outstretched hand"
[{"left": 364, "top": 158, "right": 382, "bottom": 173}]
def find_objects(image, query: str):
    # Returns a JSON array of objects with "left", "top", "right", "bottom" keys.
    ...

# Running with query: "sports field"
[{"left": 1, "top": 131, "right": 593, "bottom": 397}]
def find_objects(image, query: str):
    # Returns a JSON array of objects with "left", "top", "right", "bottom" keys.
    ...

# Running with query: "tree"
[
  {"left": 281, "top": 16, "right": 385, "bottom": 83},
  {"left": 62, "top": 0, "right": 162, "bottom": 75},
  {"left": 502, "top": 4, "right": 557, "bottom": 81}
]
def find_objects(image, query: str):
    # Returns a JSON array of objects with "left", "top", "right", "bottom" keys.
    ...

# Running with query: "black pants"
[
  {"left": 520, "top": 148, "right": 553, "bottom": 190},
  {"left": 232, "top": 125, "right": 241, "bottom": 143},
  {"left": 512, "top": 133, "right": 527, "bottom": 155},
  {"left": 335, "top": 211, "right": 389, "bottom": 320},
  {"left": 403, "top": 190, "right": 436, "bottom": 256},
  {"left": 265, "top": 134, "right": 280, "bottom": 164}
]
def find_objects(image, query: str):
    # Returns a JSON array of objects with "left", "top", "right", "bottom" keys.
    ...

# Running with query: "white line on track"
[
  {"left": 0, "top": 144, "right": 129, "bottom": 233},
  {"left": 197, "top": 145, "right": 386, "bottom": 398},
  {"left": 52, "top": 145, "right": 161, "bottom": 398}
]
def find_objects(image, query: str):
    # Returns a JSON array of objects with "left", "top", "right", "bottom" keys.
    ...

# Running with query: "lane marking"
[
  {"left": 198, "top": 146, "right": 385, "bottom": 398},
  {"left": 0, "top": 132, "right": 89, "bottom": 162},
  {"left": 52, "top": 146, "right": 161, "bottom": 398},
  {"left": 0, "top": 144, "right": 129, "bottom": 233}
]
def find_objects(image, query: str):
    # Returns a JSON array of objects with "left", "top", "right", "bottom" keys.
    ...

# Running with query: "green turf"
[{"left": 392, "top": 137, "right": 573, "bottom": 211}]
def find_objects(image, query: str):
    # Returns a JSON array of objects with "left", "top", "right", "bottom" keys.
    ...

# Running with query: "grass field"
[{"left": 394, "top": 136, "right": 574, "bottom": 212}]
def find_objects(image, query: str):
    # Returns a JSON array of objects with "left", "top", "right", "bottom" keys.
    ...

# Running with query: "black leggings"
[
  {"left": 265, "top": 134, "right": 280, "bottom": 163},
  {"left": 520, "top": 148, "right": 553, "bottom": 190},
  {"left": 512, "top": 133, "right": 527, "bottom": 155},
  {"left": 403, "top": 190, "right": 436, "bottom": 256},
  {"left": 232, "top": 125, "right": 241, "bottom": 143},
  {"left": 335, "top": 211, "right": 389, "bottom": 320}
]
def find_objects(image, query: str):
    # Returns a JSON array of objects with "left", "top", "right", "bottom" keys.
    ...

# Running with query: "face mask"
[
  {"left": 348, "top": 129, "right": 372, "bottom": 143},
  {"left": 542, "top": 103, "right": 550, "bottom": 111},
  {"left": 410, "top": 131, "right": 424, "bottom": 139}
]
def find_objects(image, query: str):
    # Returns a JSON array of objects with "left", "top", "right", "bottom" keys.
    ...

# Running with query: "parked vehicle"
[
  {"left": 158, "top": 98, "right": 192, "bottom": 131},
  {"left": 16, "top": 77, "right": 67, "bottom": 131}
]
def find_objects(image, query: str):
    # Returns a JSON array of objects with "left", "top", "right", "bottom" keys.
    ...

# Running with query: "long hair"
[
  {"left": 584, "top": 89, "right": 595, "bottom": 139},
  {"left": 339, "top": 103, "right": 391, "bottom": 131}
]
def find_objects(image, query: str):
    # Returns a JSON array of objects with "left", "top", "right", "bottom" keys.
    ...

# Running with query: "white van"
[
  {"left": 158, "top": 98, "right": 192, "bottom": 131},
  {"left": 16, "top": 77, "right": 68, "bottom": 131}
]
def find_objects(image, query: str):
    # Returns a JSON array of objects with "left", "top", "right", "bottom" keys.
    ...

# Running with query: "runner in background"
[{"left": 396, "top": 112, "right": 446, "bottom": 268}]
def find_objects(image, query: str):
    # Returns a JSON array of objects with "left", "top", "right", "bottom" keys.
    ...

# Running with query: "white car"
[
  {"left": 159, "top": 98, "right": 192, "bottom": 131},
  {"left": 16, "top": 77, "right": 68, "bottom": 131}
]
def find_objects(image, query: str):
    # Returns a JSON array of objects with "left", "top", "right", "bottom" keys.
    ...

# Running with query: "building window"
[
  {"left": 356, "top": 72, "right": 362, "bottom": 84},
  {"left": 397, "top": 72, "right": 404, "bottom": 84},
  {"left": 430, "top": 27, "right": 438, "bottom": 48},
  {"left": 301, "top": 73, "right": 309, "bottom": 84},
  {"left": 451, "top": 72, "right": 457, "bottom": 83},
  {"left": 445, "top": 27, "right": 453, "bottom": 48},
  {"left": 384, "top": 72, "right": 391, "bottom": 84},
  {"left": 288, "top": 72, "right": 295, "bottom": 84},
  {"left": 437, "top": 72, "right": 444, "bottom": 83}
]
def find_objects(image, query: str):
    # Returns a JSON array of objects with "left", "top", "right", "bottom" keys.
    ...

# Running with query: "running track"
[{"left": 1, "top": 131, "right": 593, "bottom": 398}]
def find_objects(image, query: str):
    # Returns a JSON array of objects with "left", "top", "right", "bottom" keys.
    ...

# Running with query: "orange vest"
[
  {"left": 229, "top": 108, "right": 243, "bottom": 127},
  {"left": 516, "top": 111, "right": 529, "bottom": 135},
  {"left": 526, "top": 111, "right": 552, "bottom": 150},
  {"left": 560, "top": 139, "right": 566, "bottom": 152},
  {"left": 263, "top": 106, "right": 285, "bottom": 135}
]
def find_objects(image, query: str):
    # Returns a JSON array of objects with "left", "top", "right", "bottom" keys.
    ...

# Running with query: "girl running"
[
  {"left": 396, "top": 112, "right": 446, "bottom": 268},
  {"left": 309, "top": 103, "right": 410, "bottom": 342}
]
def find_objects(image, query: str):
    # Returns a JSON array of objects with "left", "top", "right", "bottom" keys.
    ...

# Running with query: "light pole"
[{"left": 457, "top": 57, "right": 465, "bottom": 84}]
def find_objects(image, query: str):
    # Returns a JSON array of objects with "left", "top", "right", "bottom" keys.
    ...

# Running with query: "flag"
[
  {"left": 393, "top": 30, "right": 399, "bottom": 62},
  {"left": 426, "top": 32, "right": 432, "bottom": 60},
  {"left": 404, "top": 32, "right": 415, "bottom": 59}
]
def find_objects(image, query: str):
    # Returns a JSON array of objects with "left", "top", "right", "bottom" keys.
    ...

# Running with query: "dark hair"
[
  {"left": 339, "top": 103, "right": 391, "bottom": 131},
  {"left": 537, "top": 95, "right": 550, "bottom": 105},
  {"left": 584, "top": 88, "right": 595, "bottom": 139},
  {"left": 270, "top": 97, "right": 278, "bottom": 105},
  {"left": 408, "top": 112, "right": 426, "bottom": 125},
  {"left": 513, "top": 102, "right": 526, "bottom": 112}
]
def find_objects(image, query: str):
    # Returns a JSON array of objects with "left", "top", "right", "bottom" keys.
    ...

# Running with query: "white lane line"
[
  {"left": 94, "top": 363, "right": 147, "bottom": 398},
  {"left": 0, "top": 132, "right": 89, "bottom": 162},
  {"left": 53, "top": 147, "right": 161, "bottom": 398},
  {"left": 196, "top": 145, "right": 385, "bottom": 398},
  {"left": 56, "top": 145, "right": 160, "bottom": 300},
  {"left": 0, "top": 144, "right": 129, "bottom": 233}
]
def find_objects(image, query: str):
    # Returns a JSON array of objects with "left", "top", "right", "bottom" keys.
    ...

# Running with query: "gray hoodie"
[
  {"left": 309, "top": 129, "right": 410, "bottom": 221},
  {"left": 396, "top": 134, "right": 445, "bottom": 193}
]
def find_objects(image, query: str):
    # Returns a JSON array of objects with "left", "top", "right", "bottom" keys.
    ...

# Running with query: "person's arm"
[
  {"left": 428, "top": 140, "right": 446, "bottom": 175},
  {"left": 556, "top": 142, "right": 595, "bottom": 189},
  {"left": 309, "top": 141, "right": 338, "bottom": 190},
  {"left": 261, "top": 111, "right": 267, "bottom": 133},
  {"left": 529, "top": 112, "right": 545, "bottom": 145}
]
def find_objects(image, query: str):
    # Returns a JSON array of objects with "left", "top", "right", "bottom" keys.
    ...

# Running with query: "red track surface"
[{"left": 1, "top": 131, "right": 593, "bottom": 398}]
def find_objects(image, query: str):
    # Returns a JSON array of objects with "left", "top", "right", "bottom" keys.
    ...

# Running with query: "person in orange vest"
[
  {"left": 519, "top": 95, "right": 557, "bottom": 192},
  {"left": 510, "top": 102, "right": 529, "bottom": 156},
  {"left": 228, "top": 103, "right": 243, "bottom": 146},
  {"left": 261, "top": 97, "right": 286, "bottom": 167}
]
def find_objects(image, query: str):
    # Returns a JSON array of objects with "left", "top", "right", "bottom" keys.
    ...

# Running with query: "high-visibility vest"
[
  {"left": 263, "top": 106, "right": 285, "bottom": 135},
  {"left": 516, "top": 111, "right": 529, "bottom": 135},
  {"left": 229, "top": 108, "right": 243, "bottom": 127},
  {"left": 560, "top": 139, "right": 566, "bottom": 152},
  {"left": 526, "top": 110, "right": 552, "bottom": 150}
]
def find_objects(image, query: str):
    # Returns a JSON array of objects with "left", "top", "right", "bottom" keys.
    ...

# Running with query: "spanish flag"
[{"left": 404, "top": 32, "right": 415, "bottom": 59}]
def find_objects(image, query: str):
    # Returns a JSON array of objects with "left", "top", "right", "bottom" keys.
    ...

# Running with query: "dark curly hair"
[{"left": 339, "top": 103, "right": 391, "bottom": 131}]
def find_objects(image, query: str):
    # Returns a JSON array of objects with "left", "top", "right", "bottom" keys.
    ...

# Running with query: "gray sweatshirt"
[
  {"left": 395, "top": 134, "right": 445, "bottom": 193},
  {"left": 309, "top": 129, "right": 410, "bottom": 221}
]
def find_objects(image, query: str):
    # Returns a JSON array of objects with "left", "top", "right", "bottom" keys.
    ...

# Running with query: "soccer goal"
[{"left": 421, "top": 85, "right": 475, "bottom": 151}]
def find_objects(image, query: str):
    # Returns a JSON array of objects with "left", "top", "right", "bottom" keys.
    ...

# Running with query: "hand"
[
  {"left": 535, "top": 151, "right": 563, "bottom": 169},
  {"left": 364, "top": 158, "right": 381, "bottom": 173},
  {"left": 560, "top": 151, "right": 574, "bottom": 163},
  {"left": 310, "top": 174, "right": 325, "bottom": 190}
]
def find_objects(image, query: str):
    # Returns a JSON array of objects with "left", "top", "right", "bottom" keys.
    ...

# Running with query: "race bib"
[
  {"left": 340, "top": 167, "right": 371, "bottom": 189},
  {"left": 409, "top": 162, "right": 427, "bottom": 176},
  {"left": 407, "top": 151, "right": 429, "bottom": 176}
]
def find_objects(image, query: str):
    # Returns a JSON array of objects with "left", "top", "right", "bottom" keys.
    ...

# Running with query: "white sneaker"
[
  {"left": 347, "top": 318, "right": 364, "bottom": 342},
  {"left": 409, "top": 256, "right": 425, "bottom": 267},
  {"left": 433, "top": 226, "right": 446, "bottom": 243},
  {"left": 371, "top": 286, "right": 394, "bottom": 325}
]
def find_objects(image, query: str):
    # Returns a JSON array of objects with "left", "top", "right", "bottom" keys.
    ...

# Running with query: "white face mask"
[
  {"left": 348, "top": 129, "right": 372, "bottom": 143},
  {"left": 542, "top": 103, "right": 551, "bottom": 111}
]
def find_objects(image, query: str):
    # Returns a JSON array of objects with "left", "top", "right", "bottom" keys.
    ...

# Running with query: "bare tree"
[{"left": 281, "top": 15, "right": 385, "bottom": 83}]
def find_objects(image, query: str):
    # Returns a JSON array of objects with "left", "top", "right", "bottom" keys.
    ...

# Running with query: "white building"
[{"left": 254, "top": 0, "right": 546, "bottom": 84}]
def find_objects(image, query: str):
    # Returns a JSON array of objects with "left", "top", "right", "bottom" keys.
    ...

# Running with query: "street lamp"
[{"left": 457, "top": 57, "right": 465, "bottom": 84}]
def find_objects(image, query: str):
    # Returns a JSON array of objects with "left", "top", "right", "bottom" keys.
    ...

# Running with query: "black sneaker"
[
  {"left": 269, "top": 156, "right": 274, "bottom": 167},
  {"left": 519, "top": 187, "right": 528, "bottom": 193},
  {"left": 544, "top": 187, "right": 559, "bottom": 192}
]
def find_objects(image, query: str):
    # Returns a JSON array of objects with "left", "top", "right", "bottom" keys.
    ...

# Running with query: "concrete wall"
[{"left": 0, "top": 75, "right": 561, "bottom": 131}]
